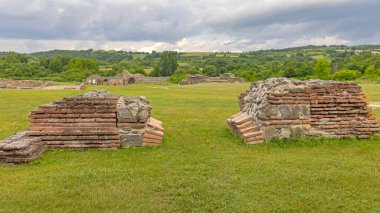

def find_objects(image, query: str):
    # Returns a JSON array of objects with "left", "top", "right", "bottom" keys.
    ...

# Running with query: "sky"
[{"left": 0, "top": 0, "right": 379, "bottom": 53}]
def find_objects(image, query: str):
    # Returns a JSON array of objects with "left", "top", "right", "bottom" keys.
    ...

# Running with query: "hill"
[{"left": 1, "top": 45, "right": 380, "bottom": 82}]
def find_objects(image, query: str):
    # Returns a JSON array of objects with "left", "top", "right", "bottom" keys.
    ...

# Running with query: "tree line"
[{"left": 1, "top": 45, "right": 380, "bottom": 82}]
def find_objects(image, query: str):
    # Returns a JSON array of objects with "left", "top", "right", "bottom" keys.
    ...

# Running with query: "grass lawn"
[{"left": 0, "top": 83, "right": 380, "bottom": 212}]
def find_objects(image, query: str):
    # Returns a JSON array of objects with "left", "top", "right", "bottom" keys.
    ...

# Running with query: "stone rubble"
[
  {"left": 227, "top": 78, "right": 380, "bottom": 144},
  {"left": 0, "top": 90, "right": 164, "bottom": 164},
  {"left": 0, "top": 131, "right": 47, "bottom": 164}
]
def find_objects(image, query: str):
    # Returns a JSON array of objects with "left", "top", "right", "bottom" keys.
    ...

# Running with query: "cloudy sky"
[{"left": 0, "top": 0, "right": 379, "bottom": 52}]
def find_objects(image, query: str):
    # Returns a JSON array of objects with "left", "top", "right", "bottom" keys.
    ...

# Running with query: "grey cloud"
[
  {"left": 206, "top": 0, "right": 380, "bottom": 43},
  {"left": 0, "top": 0, "right": 200, "bottom": 41},
  {"left": 0, "top": 0, "right": 379, "bottom": 51}
]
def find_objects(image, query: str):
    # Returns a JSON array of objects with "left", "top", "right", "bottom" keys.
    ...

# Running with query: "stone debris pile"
[
  {"left": 0, "top": 131, "right": 46, "bottom": 163},
  {"left": 227, "top": 78, "right": 380, "bottom": 144},
  {"left": 0, "top": 90, "right": 164, "bottom": 164}
]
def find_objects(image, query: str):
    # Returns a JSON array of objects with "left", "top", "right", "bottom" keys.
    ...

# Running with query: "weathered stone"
[
  {"left": 277, "top": 128, "right": 291, "bottom": 139},
  {"left": 263, "top": 126, "right": 276, "bottom": 141},
  {"left": 279, "top": 105, "right": 291, "bottom": 117}
]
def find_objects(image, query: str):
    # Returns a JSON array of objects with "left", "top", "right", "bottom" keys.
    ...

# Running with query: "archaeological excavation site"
[
  {"left": 0, "top": 91, "right": 164, "bottom": 164},
  {"left": 227, "top": 78, "right": 380, "bottom": 144}
]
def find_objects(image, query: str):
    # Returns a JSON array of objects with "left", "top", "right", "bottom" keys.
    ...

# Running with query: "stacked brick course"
[
  {"left": 28, "top": 91, "right": 121, "bottom": 149},
  {"left": 227, "top": 78, "right": 379, "bottom": 144},
  {"left": 306, "top": 81, "right": 379, "bottom": 139},
  {"left": 0, "top": 90, "right": 164, "bottom": 164}
]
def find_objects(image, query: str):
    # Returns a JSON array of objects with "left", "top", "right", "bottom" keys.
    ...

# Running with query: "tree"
[
  {"left": 151, "top": 51, "right": 178, "bottom": 76},
  {"left": 202, "top": 65, "right": 219, "bottom": 77},
  {"left": 364, "top": 65, "right": 380, "bottom": 80},
  {"left": 66, "top": 58, "right": 99, "bottom": 71},
  {"left": 313, "top": 58, "right": 331, "bottom": 79},
  {"left": 48, "top": 57, "right": 63, "bottom": 72}
]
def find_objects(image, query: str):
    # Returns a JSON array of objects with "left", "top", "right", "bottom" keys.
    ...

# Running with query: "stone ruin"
[
  {"left": 0, "top": 91, "right": 164, "bottom": 164},
  {"left": 227, "top": 78, "right": 380, "bottom": 144},
  {"left": 85, "top": 70, "right": 144, "bottom": 86},
  {"left": 85, "top": 70, "right": 169, "bottom": 86},
  {"left": 180, "top": 73, "right": 244, "bottom": 85}
]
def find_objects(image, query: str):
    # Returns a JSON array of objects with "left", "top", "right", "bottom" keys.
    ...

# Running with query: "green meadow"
[{"left": 0, "top": 83, "right": 379, "bottom": 212}]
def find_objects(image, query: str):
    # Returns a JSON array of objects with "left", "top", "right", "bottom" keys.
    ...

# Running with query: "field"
[{"left": 0, "top": 83, "right": 380, "bottom": 212}]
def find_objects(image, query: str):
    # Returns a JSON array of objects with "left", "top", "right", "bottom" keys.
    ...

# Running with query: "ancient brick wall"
[
  {"left": 307, "top": 81, "right": 379, "bottom": 139},
  {"left": 0, "top": 90, "right": 164, "bottom": 164},
  {"left": 227, "top": 78, "right": 380, "bottom": 144},
  {"left": 28, "top": 91, "right": 122, "bottom": 149}
]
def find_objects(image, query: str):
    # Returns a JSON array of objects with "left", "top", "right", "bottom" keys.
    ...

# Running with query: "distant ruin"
[
  {"left": 227, "top": 78, "right": 379, "bottom": 144},
  {"left": 0, "top": 91, "right": 163, "bottom": 164},
  {"left": 0, "top": 78, "right": 85, "bottom": 90},
  {"left": 85, "top": 70, "right": 169, "bottom": 86},
  {"left": 180, "top": 73, "right": 244, "bottom": 85},
  {"left": 0, "top": 78, "right": 54, "bottom": 89}
]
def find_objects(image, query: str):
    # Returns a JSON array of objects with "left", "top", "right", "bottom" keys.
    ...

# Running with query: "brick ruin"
[
  {"left": 0, "top": 91, "right": 164, "bottom": 164},
  {"left": 85, "top": 70, "right": 169, "bottom": 86},
  {"left": 85, "top": 70, "right": 144, "bottom": 86},
  {"left": 180, "top": 73, "right": 244, "bottom": 85},
  {"left": 227, "top": 78, "right": 380, "bottom": 144}
]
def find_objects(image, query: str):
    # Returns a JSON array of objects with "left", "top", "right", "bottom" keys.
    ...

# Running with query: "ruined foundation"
[
  {"left": 0, "top": 91, "right": 164, "bottom": 164},
  {"left": 180, "top": 73, "right": 244, "bottom": 85},
  {"left": 0, "top": 78, "right": 85, "bottom": 90},
  {"left": 227, "top": 78, "right": 380, "bottom": 144}
]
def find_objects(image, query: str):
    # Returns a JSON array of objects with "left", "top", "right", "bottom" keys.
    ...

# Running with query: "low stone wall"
[
  {"left": 135, "top": 77, "right": 169, "bottom": 83},
  {"left": 0, "top": 90, "right": 164, "bottom": 164},
  {"left": 0, "top": 78, "right": 55, "bottom": 89},
  {"left": 227, "top": 78, "right": 380, "bottom": 144},
  {"left": 180, "top": 74, "right": 244, "bottom": 85},
  {"left": 0, "top": 78, "right": 85, "bottom": 90}
]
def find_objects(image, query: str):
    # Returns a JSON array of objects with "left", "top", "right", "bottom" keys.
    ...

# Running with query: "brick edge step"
[{"left": 227, "top": 112, "right": 264, "bottom": 144}]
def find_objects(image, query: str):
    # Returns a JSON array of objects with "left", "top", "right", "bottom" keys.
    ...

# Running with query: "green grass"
[
  {"left": 0, "top": 83, "right": 380, "bottom": 212},
  {"left": 361, "top": 84, "right": 380, "bottom": 102}
]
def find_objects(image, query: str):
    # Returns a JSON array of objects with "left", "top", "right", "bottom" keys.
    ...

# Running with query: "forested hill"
[
  {"left": 1, "top": 45, "right": 380, "bottom": 82},
  {"left": 30, "top": 50, "right": 145, "bottom": 63},
  {"left": 29, "top": 45, "right": 380, "bottom": 57}
]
